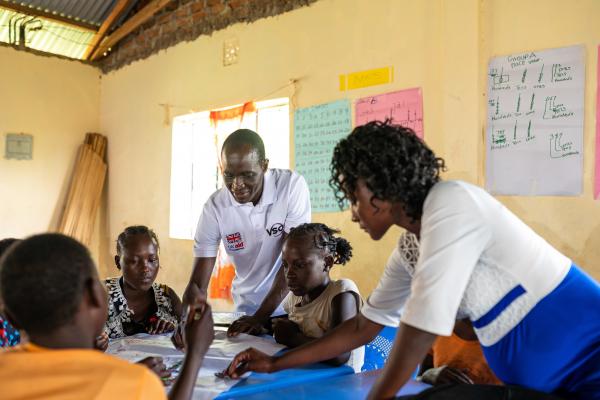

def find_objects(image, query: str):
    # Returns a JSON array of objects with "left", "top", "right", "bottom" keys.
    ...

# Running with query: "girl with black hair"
[
  {"left": 274, "top": 223, "right": 363, "bottom": 372},
  {"left": 101, "top": 226, "right": 182, "bottom": 345},
  {"left": 225, "top": 121, "right": 600, "bottom": 400}
]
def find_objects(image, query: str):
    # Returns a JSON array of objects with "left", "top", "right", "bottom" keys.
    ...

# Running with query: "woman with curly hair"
[{"left": 225, "top": 121, "right": 600, "bottom": 400}]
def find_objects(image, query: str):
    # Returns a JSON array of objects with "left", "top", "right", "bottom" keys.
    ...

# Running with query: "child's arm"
[
  {"left": 324, "top": 291, "right": 360, "bottom": 366},
  {"left": 272, "top": 317, "right": 313, "bottom": 348}
]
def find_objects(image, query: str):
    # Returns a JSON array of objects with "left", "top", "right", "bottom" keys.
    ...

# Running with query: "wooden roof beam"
[
  {"left": 91, "top": 0, "right": 173, "bottom": 61},
  {"left": 0, "top": 0, "right": 98, "bottom": 32},
  {"left": 83, "top": 0, "right": 131, "bottom": 60}
]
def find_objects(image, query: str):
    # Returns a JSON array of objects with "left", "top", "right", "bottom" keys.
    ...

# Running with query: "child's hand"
[
  {"left": 184, "top": 303, "right": 214, "bottom": 359},
  {"left": 94, "top": 332, "right": 109, "bottom": 352},
  {"left": 272, "top": 318, "right": 301, "bottom": 346},
  {"left": 136, "top": 356, "right": 171, "bottom": 383},
  {"left": 147, "top": 316, "right": 176, "bottom": 335}
]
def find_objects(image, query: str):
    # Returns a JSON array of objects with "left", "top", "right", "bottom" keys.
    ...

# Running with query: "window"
[{"left": 169, "top": 98, "right": 290, "bottom": 240}]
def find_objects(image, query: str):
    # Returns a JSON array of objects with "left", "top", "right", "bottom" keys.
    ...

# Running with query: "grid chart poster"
[
  {"left": 355, "top": 88, "right": 424, "bottom": 139},
  {"left": 486, "top": 45, "right": 585, "bottom": 196},
  {"left": 294, "top": 99, "right": 352, "bottom": 212}
]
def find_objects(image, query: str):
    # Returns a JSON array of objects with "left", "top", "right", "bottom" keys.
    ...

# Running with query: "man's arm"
[
  {"left": 172, "top": 257, "right": 216, "bottom": 349},
  {"left": 227, "top": 262, "right": 288, "bottom": 336},
  {"left": 183, "top": 257, "right": 217, "bottom": 306}
]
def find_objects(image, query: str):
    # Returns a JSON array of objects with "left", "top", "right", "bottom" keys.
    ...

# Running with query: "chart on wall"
[
  {"left": 486, "top": 45, "right": 585, "bottom": 196},
  {"left": 294, "top": 99, "right": 352, "bottom": 213},
  {"left": 355, "top": 88, "right": 424, "bottom": 139}
]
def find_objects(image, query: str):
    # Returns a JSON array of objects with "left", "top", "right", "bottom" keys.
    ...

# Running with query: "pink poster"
[
  {"left": 595, "top": 46, "right": 600, "bottom": 199},
  {"left": 355, "top": 88, "right": 424, "bottom": 138}
]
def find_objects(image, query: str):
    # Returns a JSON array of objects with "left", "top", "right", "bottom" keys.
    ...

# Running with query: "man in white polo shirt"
[{"left": 180, "top": 129, "right": 311, "bottom": 336}]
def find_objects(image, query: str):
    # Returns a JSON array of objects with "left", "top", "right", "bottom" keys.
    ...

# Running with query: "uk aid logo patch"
[{"left": 225, "top": 232, "right": 245, "bottom": 251}]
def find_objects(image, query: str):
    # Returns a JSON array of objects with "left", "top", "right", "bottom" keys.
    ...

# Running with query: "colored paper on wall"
[
  {"left": 595, "top": 45, "right": 600, "bottom": 199},
  {"left": 485, "top": 45, "right": 585, "bottom": 196},
  {"left": 294, "top": 99, "right": 352, "bottom": 212},
  {"left": 339, "top": 66, "right": 394, "bottom": 91},
  {"left": 355, "top": 88, "right": 424, "bottom": 138}
]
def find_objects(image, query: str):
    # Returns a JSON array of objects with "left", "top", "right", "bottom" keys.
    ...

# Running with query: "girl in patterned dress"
[{"left": 99, "top": 226, "right": 182, "bottom": 349}]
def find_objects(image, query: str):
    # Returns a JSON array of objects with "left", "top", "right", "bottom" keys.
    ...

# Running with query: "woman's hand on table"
[
  {"left": 223, "top": 348, "right": 276, "bottom": 378},
  {"left": 147, "top": 317, "right": 176, "bottom": 335}
]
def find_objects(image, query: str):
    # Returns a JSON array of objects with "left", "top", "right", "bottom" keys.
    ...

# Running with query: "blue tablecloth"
[
  {"left": 222, "top": 369, "right": 430, "bottom": 399},
  {"left": 214, "top": 361, "right": 354, "bottom": 399}
]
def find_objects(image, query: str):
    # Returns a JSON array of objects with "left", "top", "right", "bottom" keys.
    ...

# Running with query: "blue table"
[
  {"left": 214, "top": 362, "right": 354, "bottom": 399},
  {"left": 224, "top": 370, "right": 430, "bottom": 399}
]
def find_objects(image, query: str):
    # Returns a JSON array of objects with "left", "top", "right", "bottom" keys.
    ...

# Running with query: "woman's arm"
[
  {"left": 227, "top": 313, "right": 382, "bottom": 377},
  {"left": 367, "top": 322, "right": 437, "bottom": 400}
]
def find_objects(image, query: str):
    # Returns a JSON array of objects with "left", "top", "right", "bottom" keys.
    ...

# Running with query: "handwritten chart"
[
  {"left": 355, "top": 88, "right": 424, "bottom": 139},
  {"left": 486, "top": 45, "right": 585, "bottom": 196},
  {"left": 294, "top": 100, "right": 352, "bottom": 212}
]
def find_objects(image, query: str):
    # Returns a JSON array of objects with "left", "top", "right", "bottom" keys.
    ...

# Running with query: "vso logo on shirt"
[
  {"left": 266, "top": 223, "right": 284, "bottom": 237},
  {"left": 225, "top": 232, "right": 245, "bottom": 251}
]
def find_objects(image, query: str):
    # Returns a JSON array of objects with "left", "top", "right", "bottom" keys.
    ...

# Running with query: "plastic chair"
[{"left": 361, "top": 326, "right": 397, "bottom": 371}]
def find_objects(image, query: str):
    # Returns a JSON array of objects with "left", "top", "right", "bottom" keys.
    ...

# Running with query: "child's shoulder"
[{"left": 330, "top": 278, "right": 361, "bottom": 296}]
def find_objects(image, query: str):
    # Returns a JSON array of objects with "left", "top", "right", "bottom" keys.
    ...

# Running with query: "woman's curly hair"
[{"left": 329, "top": 120, "right": 446, "bottom": 222}]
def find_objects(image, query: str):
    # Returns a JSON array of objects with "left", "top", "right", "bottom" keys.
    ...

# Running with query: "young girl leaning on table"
[{"left": 272, "top": 222, "right": 364, "bottom": 372}]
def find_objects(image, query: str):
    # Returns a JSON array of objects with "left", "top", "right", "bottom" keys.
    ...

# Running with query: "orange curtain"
[{"left": 209, "top": 101, "right": 256, "bottom": 124}]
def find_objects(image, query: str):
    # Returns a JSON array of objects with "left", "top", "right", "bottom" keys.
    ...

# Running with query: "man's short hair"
[
  {"left": 221, "top": 129, "right": 266, "bottom": 161},
  {"left": 0, "top": 234, "right": 95, "bottom": 334}
]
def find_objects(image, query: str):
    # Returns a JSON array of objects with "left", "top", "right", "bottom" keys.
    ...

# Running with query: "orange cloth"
[
  {"left": 431, "top": 333, "right": 502, "bottom": 385},
  {"left": 0, "top": 343, "right": 166, "bottom": 400}
]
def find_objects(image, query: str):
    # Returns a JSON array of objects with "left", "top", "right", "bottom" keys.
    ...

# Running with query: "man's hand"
[
  {"left": 272, "top": 318, "right": 301, "bottom": 347},
  {"left": 227, "top": 315, "right": 268, "bottom": 337},
  {"left": 173, "top": 282, "right": 207, "bottom": 349}
]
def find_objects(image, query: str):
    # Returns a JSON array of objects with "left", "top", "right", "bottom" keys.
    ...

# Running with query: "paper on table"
[
  {"left": 107, "top": 331, "right": 285, "bottom": 399},
  {"left": 213, "top": 312, "right": 246, "bottom": 326},
  {"left": 207, "top": 331, "right": 285, "bottom": 359}
]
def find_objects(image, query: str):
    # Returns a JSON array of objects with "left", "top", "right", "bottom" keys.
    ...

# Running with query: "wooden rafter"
[
  {"left": 83, "top": 0, "right": 131, "bottom": 60},
  {"left": 91, "top": 0, "right": 173, "bottom": 61},
  {"left": 0, "top": 0, "right": 98, "bottom": 32}
]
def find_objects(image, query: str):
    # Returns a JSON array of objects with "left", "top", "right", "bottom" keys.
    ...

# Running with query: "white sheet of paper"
[
  {"left": 107, "top": 331, "right": 285, "bottom": 400},
  {"left": 486, "top": 45, "right": 585, "bottom": 195}
]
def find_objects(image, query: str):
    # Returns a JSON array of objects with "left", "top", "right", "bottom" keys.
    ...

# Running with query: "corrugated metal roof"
[
  {"left": 3, "top": 0, "right": 119, "bottom": 27},
  {"left": 0, "top": 8, "right": 94, "bottom": 59}
]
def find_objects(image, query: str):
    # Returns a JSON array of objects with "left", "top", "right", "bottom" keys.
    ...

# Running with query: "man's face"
[{"left": 221, "top": 144, "right": 268, "bottom": 205}]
